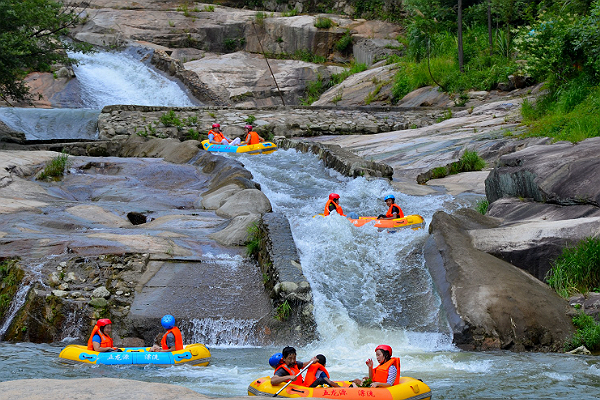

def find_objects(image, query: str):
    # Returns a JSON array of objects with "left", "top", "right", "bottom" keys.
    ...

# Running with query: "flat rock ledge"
[
  {"left": 424, "top": 208, "right": 574, "bottom": 352},
  {"left": 277, "top": 138, "right": 393, "bottom": 179},
  {"left": 0, "top": 378, "right": 251, "bottom": 400}
]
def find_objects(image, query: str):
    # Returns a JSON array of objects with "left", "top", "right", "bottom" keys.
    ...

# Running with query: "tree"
[{"left": 0, "top": 0, "right": 91, "bottom": 105}]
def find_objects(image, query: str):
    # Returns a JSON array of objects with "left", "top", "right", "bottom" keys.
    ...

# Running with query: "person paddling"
[
  {"left": 87, "top": 318, "right": 119, "bottom": 352},
  {"left": 150, "top": 314, "right": 184, "bottom": 352},
  {"left": 271, "top": 346, "right": 318, "bottom": 386},
  {"left": 377, "top": 195, "right": 404, "bottom": 220}
]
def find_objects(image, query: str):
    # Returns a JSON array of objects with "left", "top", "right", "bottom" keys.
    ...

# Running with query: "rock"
[
  {"left": 89, "top": 297, "right": 109, "bottom": 308},
  {"left": 215, "top": 189, "right": 272, "bottom": 219},
  {"left": 201, "top": 183, "right": 242, "bottom": 210},
  {"left": 0, "top": 120, "right": 26, "bottom": 144},
  {"left": 424, "top": 208, "right": 574, "bottom": 351},
  {"left": 51, "top": 290, "right": 68, "bottom": 298},
  {"left": 567, "top": 345, "right": 591, "bottom": 355},
  {"left": 92, "top": 286, "right": 111, "bottom": 299},
  {"left": 208, "top": 213, "right": 261, "bottom": 246}
]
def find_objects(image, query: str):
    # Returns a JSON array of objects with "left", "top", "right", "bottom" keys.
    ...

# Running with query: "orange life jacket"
[
  {"left": 303, "top": 363, "right": 330, "bottom": 387},
  {"left": 87, "top": 325, "right": 113, "bottom": 350},
  {"left": 372, "top": 357, "right": 401, "bottom": 385},
  {"left": 274, "top": 363, "right": 304, "bottom": 385},
  {"left": 324, "top": 199, "right": 344, "bottom": 216},
  {"left": 209, "top": 130, "right": 225, "bottom": 143},
  {"left": 245, "top": 131, "right": 261, "bottom": 145},
  {"left": 160, "top": 326, "right": 184, "bottom": 350},
  {"left": 386, "top": 203, "right": 404, "bottom": 218}
]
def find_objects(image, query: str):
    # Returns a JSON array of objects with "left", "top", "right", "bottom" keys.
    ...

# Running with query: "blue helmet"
[
  {"left": 384, "top": 194, "right": 395, "bottom": 201},
  {"left": 161, "top": 314, "right": 175, "bottom": 329},
  {"left": 269, "top": 352, "right": 283, "bottom": 368}
]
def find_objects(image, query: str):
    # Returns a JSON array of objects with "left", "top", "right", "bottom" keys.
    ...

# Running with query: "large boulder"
[
  {"left": 485, "top": 137, "right": 600, "bottom": 206},
  {"left": 424, "top": 208, "right": 574, "bottom": 351},
  {"left": 208, "top": 213, "right": 261, "bottom": 246},
  {"left": 215, "top": 189, "right": 272, "bottom": 218}
]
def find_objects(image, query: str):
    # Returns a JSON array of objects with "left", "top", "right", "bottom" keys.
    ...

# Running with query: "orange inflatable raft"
[{"left": 347, "top": 215, "right": 426, "bottom": 230}]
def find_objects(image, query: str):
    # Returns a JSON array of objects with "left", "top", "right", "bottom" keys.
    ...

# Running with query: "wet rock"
[
  {"left": 201, "top": 183, "right": 242, "bottom": 210},
  {"left": 567, "top": 345, "right": 591, "bottom": 355},
  {"left": 208, "top": 213, "right": 261, "bottom": 246},
  {"left": 215, "top": 189, "right": 272, "bottom": 218},
  {"left": 127, "top": 211, "right": 147, "bottom": 225},
  {"left": 89, "top": 297, "right": 108, "bottom": 308},
  {"left": 92, "top": 286, "right": 111, "bottom": 299},
  {"left": 424, "top": 208, "right": 574, "bottom": 351},
  {"left": 52, "top": 290, "right": 68, "bottom": 298}
]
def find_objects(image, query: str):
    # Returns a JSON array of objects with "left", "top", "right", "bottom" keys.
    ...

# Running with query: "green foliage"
[
  {"left": 458, "top": 150, "right": 486, "bottom": 172},
  {"left": 301, "top": 75, "right": 327, "bottom": 105},
  {"left": 566, "top": 312, "right": 600, "bottom": 351},
  {"left": 0, "top": 259, "right": 23, "bottom": 320},
  {"left": 276, "top": 300, "right": 292, "bottom": 321},
  {"left": 186, "top": 128, "right": 199, "bottom": 140},
  {"left": 436, "top": 109, "right": 453, "bottom": 123},
  {"left": 160, "top": 110, "right": 183, "bottom": 127},
  {"left": 475, "top": 199, "right": 489, "bottom": 215},
  {"left": 203, "top": 5, "right": 215, "bottom": 12},
  {"left": 282, "top": 9, "right": 298, "bottom": 17},
  {"left": 336, "top": 30, "right": 353, "bottom": 52},
  {"left": 331, "top": 62, "right": 368, "bottom": 85},
  {"left": 246, "top": 222, "right": 261, "bottom": 257},
  {"left": 224, "top": 37, "right": 246, "bottom": 52},
  {"left": 430, "top": 166, "right": 448, "bottom": 179},
  {"left": 358, "top": 378, "right": 373, "bottom": 388},
  {"left": 546, "top": 237, "right": 600, "bottom": 299},
  {"left": 314, "top": 17, "right": 333, "bottom": 29},
  {"left": 255, "top": 11, "right": 266, "bottom": 26},
  {"left": 38, "top": 152, "right": 71, "bottom": 181},
  {"left": 0, "top": 0, "right": 93, "bottom": 104},
  {"left": 245, "top": 115, "right": 257, "bottom": 125},
  {"left": 265, "top": 50, "right": 326, "bottom": 64}
]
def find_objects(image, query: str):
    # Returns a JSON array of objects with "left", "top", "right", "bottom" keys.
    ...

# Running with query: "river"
[{"left": 0, "top": 48, "right": 599, "bottom": 399}]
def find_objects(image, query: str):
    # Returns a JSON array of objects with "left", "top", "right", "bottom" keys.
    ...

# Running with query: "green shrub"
[
  {"left": 436, "top": 109, "right": 453, "bottom": 123},
  {"left": 276, "top": 300, "right": 292, "bottom": 321},
  {"left": 186, "top": 128, "right": 199, "bottom": 140},
  {"left": 245, "top": 115, "right": 256, "bottom": 124},
  {"left": 565, "top": 312, "right": 600, "bottom": 352},
  {"left": 246, "top": 222, "right": 261, "bottom": 257},
  {"left": 0, "top": 259, "right": 23, "bottom": 320},
  {"left": 314, "top": 17, "right": 333, "bottom": 29},
  {"left": 546, "top": 237, "right": 600, "bottom": 298},
  {"left": 430, "top": 166, "right": 448, "bottom": 179},
  {"left": 336, "top": 29, "right": 352, "bottom": 52},
  {"left": 458, "top": 150, "right": 486, "bottom": 172},
  {"left": 255, "top": 11, "right": 266, "bottom": 26},
  {"left": 282, "top": 8, "right": 298, "bottom": 17},
  {"left": 203, "top": 5, "right": 214, "bottom": 12},
  {"left": 38, "top": 152, "right": 71, "bottom": 181},
  {"left": 331, "top": 62, "right": 367, "bottom": 85},
  {"left": 160, "top": 110, "right": 183, "bottom": 127},
  {"left": 475, "top": 199, "right": 489, "bottom": 215}
]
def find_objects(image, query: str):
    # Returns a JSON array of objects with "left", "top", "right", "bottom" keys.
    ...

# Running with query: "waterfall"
[{"left": 0, "top": 108, "right": 100, "bottom": 141}]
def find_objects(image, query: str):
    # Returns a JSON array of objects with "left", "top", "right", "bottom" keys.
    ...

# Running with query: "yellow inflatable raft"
[
  {"left": 58, "top": 343, "right": 210, "bottom": 366},
  {"left": 201, "top": 139, "right": 278, "bottom": 154},
  {"left": 347, "top": 215, "right": 426, "bottom": 230},
  {"left": 248, "top": 376, "right": 432, "bottom": 400}
]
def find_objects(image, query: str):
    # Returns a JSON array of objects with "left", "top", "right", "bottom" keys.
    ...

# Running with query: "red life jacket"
[
  {"left": 87, "top": 325, "right": 113, "bottom": 350},
  {"left": 274, "top": 363, "right": 304, "bottom": 385},
  {"left": 209, "top": 130, "right": 225, "bottom": 143},
  {"left": 303, "top": 363, "right": 330, "bottom": 387},
  {"left": 324, "top": 199, "right": 344, "bottom": 216},
  {"left": 160, "top": 326, "right": 184, "bottom": 350},
  {"left": 245, "top": 131, "right": 261, "bottom": 145},
  {"left": 386, "top": 203, "right": 404, "bottom": 218},
  {"left": 372, "top": 357, "right": 401, "bottom": 385}
]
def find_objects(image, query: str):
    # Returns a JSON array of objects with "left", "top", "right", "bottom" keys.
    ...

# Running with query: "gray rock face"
[
  {"left": 425, "top": 208, "right": 574, "bottom": 351},
  {"left": 485, "top": 137, "right": 600, "bottom": 206},
  {"left": 215, "top": 189, "right": 272, "bottom": 219},
  {"left": 208, "top": 213, "right": 261, "bottom": 246}
]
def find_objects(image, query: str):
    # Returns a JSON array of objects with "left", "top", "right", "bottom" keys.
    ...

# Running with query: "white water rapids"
[{"left": 0, "top": 49, "right": 599, "bottom": 399}]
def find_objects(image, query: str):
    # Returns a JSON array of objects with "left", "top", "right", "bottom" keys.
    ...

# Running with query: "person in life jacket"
[
  {"left": 87, "top": 318, "right": 119, "bottom": 352},
  {"left": 241, "top": 125, "right": 265, "bottom": 145},
  {"left": 208, "top": 123, "right": 241, "bottom": 146},
  {"left": 352, "top": 344, "right": 401, "bottom": 388},
  {"left": 303, "top": 354, "right": 340, "bottom": 388},
  {"left": 271, "top": 346, "right": 319, "bottom": 386},
  {"left": 377, "top": 194, "right": 404, "bottom": 220},
  {"left": 150, "top": 314, "right": 184, "bottom": 352},
  {"left": 323, "top": 193, "right": 345, "bottom": 216}
]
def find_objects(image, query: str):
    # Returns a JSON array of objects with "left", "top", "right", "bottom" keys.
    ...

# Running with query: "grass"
[
  {"left": 314, "top": 17, "right": 333, "bottom": 29},
  {"left": 0, "top": 259, "right": 23, "bottom": 320},
  {"left": 37, "top": 152, "right": 71, "bottom": 181},
  {"left": 565, "top": 312, "right": 600, "bottom": 352},
  {"left": 475, "top": 199, "right": 489, "bottom": 215},
  {"left": 425, "top": 150, "right": 486, "bottom": 182},
  {"left": 246, "top": 222, "right": 261, "bottom": 257},
  {"left": 276, "top": 300, "right": 292, "bottom": 321},
  {"left": 546, "top": 237, "right": 600, "bottom": 299},
  {"left": 160, "top": 110, "right": 183, "bottom": 128}
]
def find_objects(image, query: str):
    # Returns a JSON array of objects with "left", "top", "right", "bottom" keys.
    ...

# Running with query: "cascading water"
[{"left": 0, "top": 48, "right": 198, "bottom": 141}]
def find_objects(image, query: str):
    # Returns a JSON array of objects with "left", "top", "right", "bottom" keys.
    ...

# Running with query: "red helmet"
[
  {"left": 329, "top": 193, "right": 340, "bottom": 200},
  {"left": 375, "top": 344, "right": 392, "bottom": 356},
  {"left": 212, "top": 123, "right": 220, "bottom": 128},
  {"left": 97, "top": 318, "right": 112, "bottom": 327},
  {"left": 245, "top": 125, "right": 252, "bottom": 130}
]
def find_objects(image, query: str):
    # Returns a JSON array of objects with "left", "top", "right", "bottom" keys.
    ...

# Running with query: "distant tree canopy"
[{"left": 0, "top": 0, "right": 91, "bottom": 104}]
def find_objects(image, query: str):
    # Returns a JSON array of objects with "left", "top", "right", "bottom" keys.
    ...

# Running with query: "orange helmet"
[
  {"left": 329, "top": 193, "right": 340, "bottom": 200},
  {"left": 375, "top": 344, "right": 392, "bottom": 356}
]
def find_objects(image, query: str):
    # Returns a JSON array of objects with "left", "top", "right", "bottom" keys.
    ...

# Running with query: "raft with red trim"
[
  {"left": 58, "top": 343, "right": 210, "bottom": 366},
  {"left": 248, "top": 376, "right": 431, "bottom": 400},
  {"left": 348, "top": 215, "right": 426, "bottom": 230},
  {"left": 201, "top": 139, "right": 277, "bottom": 154}
]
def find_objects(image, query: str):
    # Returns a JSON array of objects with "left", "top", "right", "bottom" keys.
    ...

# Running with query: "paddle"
[{"left": 273, "top": 360, "right": 315, "bottom": 397}]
